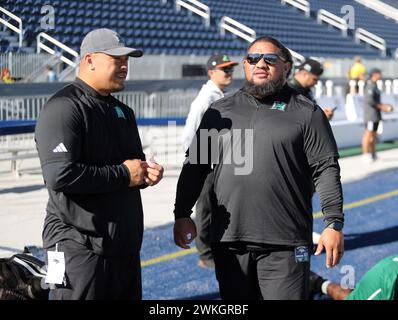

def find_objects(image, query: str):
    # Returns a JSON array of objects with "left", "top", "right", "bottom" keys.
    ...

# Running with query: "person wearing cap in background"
[
  {"left": 35, "top": 28, "right": 164, "bottom": 300},
  {"left": 181, "top": 54, "right": 238, "bottom": 269},
  {"left": 361, "top": 68, "right": 394, "bottom": 163},
  {"left": 289, "top": 58, "right": 335, "bottom": 120}
]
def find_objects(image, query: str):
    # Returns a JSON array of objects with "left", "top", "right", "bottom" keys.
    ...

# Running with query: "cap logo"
[
  {"left": 114, "top": 33, "right": 124, "bottom": 44},
  {"left": 223, "top": 55, "right": 230, "bottom": 62},
  {"left": 303, "top": 64, "right": 311, "bottom": 72}
]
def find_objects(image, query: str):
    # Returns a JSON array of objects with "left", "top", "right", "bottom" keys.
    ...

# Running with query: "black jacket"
[
  {"left": 35, "top": 78, "right": 145, "bottom": 257},
  {"left": 174, "top": 85, "right": 343, "bottom": 247}
]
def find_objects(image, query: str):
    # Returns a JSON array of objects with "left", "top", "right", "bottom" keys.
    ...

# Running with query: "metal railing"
[
  {"left": 219, "top": 16, "right": 304, "bottom": 63},
  {"left": 0, "top": 53, "right": 54, "bottom": 79},
  {"left": 37, "top": 32, "right": 79, "bottom": 67},
  {"left": 0, "top": 6, "right": 23, "bottom": 47},
  {"left": 290, "top": 49, "right": 305, "bottom": 63},
  {"left": 0, "top": 95, "right": 49, "bottom": 121},
  {"left": 0, "top": 90, "right": 198, "bottom": 121},
  {"left": 281, "top": 0, "right": 310, "bottom": 17},
  {"left": 220, "top": 16, "right": 256, "bottom": 43},
  {"left": 355, "top": 28, "right": 386, "bottom": 57},
  {"left": 317, "top": 9, "right": 348, "bottom": 36},
  {"left": 355, "top": 0, "right": 398, "bottom": 23},
  {"left": 176, "top": 0, "right": 210, "bottom": 27}
]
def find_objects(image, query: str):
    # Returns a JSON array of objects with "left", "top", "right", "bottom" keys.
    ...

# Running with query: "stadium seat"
[{"left": 1, "top": 0, "right": 395, "bottom": 57}]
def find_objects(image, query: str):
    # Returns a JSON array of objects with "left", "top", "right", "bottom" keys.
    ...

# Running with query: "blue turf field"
[{"left": 141, "top": 168, "right": 398, "bottom": 300}]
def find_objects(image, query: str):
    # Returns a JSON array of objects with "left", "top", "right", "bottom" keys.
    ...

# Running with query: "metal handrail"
[
  {"left": 355, "top": 0, "right": 398, "bottom": 23},
  {"left": 281, "top": 0, "right": 310, "bottom": 17},
  {"left": 0, "top": 6, "right": 23, "bottom": 47},
  {"left": 355, "top": 28, "right": 386, "bottom": 57},
  {"left": 219, "top": 16, "right": 304, "bottom": 63},
  {"left": 36, "top": 32, "right": 79, "bottom": 67},
  {"left": 290, "top": 49, "right": 305, "bottom": 63},
  {"left": 176, "top": 0, "right": 210, "bottom": 27},
  {"left": 317, "top": 9, "right": 348, "bottom": 36},
  {"left": 220, "top": 16, "right": 256, "bottom": 42}
]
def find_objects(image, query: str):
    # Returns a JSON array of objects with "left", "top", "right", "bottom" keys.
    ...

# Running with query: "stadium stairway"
[
  {"left": 307, "top": 0, "right": 398, "bottom": 56},
  {"left": 1, "top": 0, "right": 389, "bottom": 58}
]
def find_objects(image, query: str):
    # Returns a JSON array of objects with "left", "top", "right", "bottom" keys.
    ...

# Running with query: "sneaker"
[
  {"left": 362, "top": 153, "right": 373, "bottom": 164},
  {"left": 309, "top": 271, "right": 326, "bottom": 300},
  {"left": 197, "top": 258, "right": 215, "bottom": 269},
  {"left": 372, "top": 152, "right": 378, "bottom": 161}
]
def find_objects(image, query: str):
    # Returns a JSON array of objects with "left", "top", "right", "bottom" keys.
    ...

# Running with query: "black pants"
[
  {"left": 195, "top": 171, "right": 214, "bottom": 261},
  {"left": 46, "top": 239, "right": 141, "bottom": 300},
  {"left": 212, "top": 243, "right": 310, "bottom": 300}
]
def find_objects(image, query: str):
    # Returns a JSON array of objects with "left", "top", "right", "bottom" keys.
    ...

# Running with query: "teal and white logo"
[
  {"left": 271, "top": 102, "right": 286, "bottom": 111},
  {"left": 115, "top": 106, "right": 126, "bottom": 119}
]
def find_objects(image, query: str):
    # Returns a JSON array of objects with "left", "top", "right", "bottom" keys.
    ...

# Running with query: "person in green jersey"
[{"left": 310, "top": 254, "right": 398, "bottom": 300}]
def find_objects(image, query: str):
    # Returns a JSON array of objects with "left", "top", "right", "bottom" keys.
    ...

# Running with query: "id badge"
[
  {"left": 294, "top": 246, "right": 309, "bottom": 263},
  {"left": 45, "top": 244, "right": 66, "bottom": 285}
]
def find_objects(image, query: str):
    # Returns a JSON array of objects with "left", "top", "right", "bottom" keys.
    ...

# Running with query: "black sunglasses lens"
[
  {"left": 247, "top": 54, "right": 262, "bottom": 65},
  {"left": 263, "top": 54, "right": 278, "bottom": 65},
  {"left": 247, "top": 54, "right": 280, "bottom": 65}
]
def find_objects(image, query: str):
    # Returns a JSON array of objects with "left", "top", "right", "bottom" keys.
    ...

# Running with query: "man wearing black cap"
[
  {"left": 35, "top": 28, "right": 164, "bottom": 300},
  {"left": 362, "top": 68, "right": 394, "bottom": 163},
  {"left": 181, "top": 54, "right": 238, "bottom": 268},
  {"left": 289, "top": 58, "right": 335, "bottom": 120}
]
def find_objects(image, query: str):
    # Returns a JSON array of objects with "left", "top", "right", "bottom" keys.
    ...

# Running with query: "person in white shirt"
[{"left": 181, "top": 54, "right": 238, "bottom": 268}]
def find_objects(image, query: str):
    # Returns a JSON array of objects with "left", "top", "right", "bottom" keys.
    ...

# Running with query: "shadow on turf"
[
  {"left": 345, "top": 225, "right": 398, "bottom": 251},
  {"left": 0, "top": 184, "right": 45, "bottom": 194},
  {"left": 184, "top": 292, "right": 220, "bottom": 300}
]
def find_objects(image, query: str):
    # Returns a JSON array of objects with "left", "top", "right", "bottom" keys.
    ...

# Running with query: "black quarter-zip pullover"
[
  {"left": 174, "top": 85, "right": 343, "bottom": 247},
  {"left": 35, "top": 78, "right": 145, "bottom": 257}
]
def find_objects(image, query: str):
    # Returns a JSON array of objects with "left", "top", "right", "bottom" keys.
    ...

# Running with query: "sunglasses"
[
  {"left": 245, "top": 53, "right": 286, "bottom": 66},
  {"left": 214, "top": 67, "right": 234, "bottom": 74}
]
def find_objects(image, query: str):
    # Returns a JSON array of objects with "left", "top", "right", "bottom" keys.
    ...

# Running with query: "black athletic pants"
[
  {"left": 195, "top": 171, "right": 214, "bottom": 261},
  {"left": 46, "top": 239, "right": 141, "bottom": 300},
  {"left": 212, "top": 243, "right": 310, "bottom": 300}
]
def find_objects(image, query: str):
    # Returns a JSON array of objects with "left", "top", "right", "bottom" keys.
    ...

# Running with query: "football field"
[{"left": 141, "top": 167, "right": 398, "bottom": 299}]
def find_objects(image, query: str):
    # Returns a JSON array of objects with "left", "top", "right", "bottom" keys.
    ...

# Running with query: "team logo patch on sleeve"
[
  {"left": 114, "top": 106, "right": 126, "bottom": 119},
  {"left": 270, "top": 101, "right": 287, "bottom": 111}
]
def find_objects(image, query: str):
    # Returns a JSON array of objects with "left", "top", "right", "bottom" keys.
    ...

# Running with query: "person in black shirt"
[
  {"left": 289, "top": 58, "right": 335, "bottom": 120},
  {"left": 35, "top": 28, "right": 164, "bottom": 300},
  {"left": 173, "top": 36, "right": 344, "bottom": 300},
  {"left": 361, "top": 68, "right": 394, "bottom": 163}
]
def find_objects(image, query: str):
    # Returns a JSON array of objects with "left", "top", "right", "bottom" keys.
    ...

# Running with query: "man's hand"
[
  {"left": 123, "top": 159, "right": 146, "bottom": 187},
  {"left": 381, "top": 104, "right": 394, "bottom": 113},
  {"left": 323, "top": 107, "right": 335, "bottom": 120},
  {"left": 143, "top": 157, "right": 164, "bottom": 186},
  {"left": 174, "top": 217, "right": 197, "bottom": 249},
  {"left": 315, "top": 228, "right": 344, "bottom": 268}
]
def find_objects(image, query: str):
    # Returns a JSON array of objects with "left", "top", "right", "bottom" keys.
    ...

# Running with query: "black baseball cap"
[
  {"left": 298, "top": 58, "right": 324, "bottom": 76},
  {"left": 369, "top": 68, "right": 382, "bottom": 76},
  {"left": 207, "top": 54, "right": 238, "bottom": 70}
]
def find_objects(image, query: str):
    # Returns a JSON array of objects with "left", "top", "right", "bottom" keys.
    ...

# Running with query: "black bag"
[{"left": 0, "top": 253, "right": 48, "bottom": 300}]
